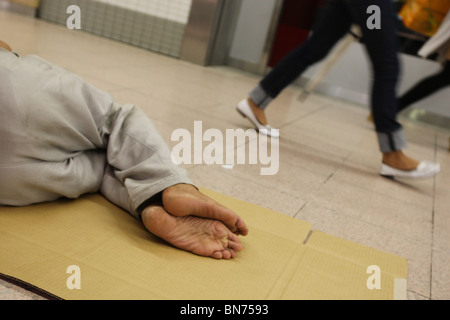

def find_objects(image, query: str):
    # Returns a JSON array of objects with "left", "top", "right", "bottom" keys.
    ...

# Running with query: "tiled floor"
[{"left": 1, "top": 9, "right": 449, "bottom": 300}]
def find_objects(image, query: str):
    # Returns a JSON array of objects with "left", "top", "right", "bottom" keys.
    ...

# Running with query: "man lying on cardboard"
[{"left": 0, "top": 40, "right": 249, "bottom": 260}]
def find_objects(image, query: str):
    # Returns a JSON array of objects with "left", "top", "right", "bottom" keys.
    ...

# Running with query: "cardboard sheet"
[{"left": 0, "top": 188, "right": 407, "bottom": 300}]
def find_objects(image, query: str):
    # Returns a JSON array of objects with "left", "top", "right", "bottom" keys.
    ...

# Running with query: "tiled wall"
[
  {"left": 93, "top": 0, "right": 191, "bottom": 24},
  {"left": 39, "top": 0, "right": 192, "bottom": 57}
]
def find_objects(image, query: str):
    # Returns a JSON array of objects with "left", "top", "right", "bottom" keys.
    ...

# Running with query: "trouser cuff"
[
  {"left": 377, "top": 128, "right": 407, "bottom": 153},
  {"left": 249, "top": 84, "right": 272, "bottom": 110}
]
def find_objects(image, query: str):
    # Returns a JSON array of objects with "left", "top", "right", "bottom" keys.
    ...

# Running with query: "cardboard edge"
[
  {"left": 304, "top": 230, "right": 408, "bottom": 278},
  {"left": 0, "top": 273, "right": 62, "bottom": 300}
]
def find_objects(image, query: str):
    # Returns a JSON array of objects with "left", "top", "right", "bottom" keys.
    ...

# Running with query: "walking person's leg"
[
  {"left": 237, "top": 0, "right": 353, "bottom": 136},
  {"left": 398, "top": 62, "right": 450, "bottom": 112},
  {"left": 347, "top": 0, "right": 440, "bottom": 177}
]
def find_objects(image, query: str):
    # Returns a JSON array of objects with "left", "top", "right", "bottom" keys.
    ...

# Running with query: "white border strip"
[{"left": 394, "top": 278, "right": 407, "bottom": 300}]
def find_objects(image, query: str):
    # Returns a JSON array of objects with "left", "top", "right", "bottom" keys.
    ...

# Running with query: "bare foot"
[
  {"left": 161, "top": 184, "right": 249, "bottom": 236},
  {"left": 247, "top": 98, "right": 268, "bottom": 126},
  {"left": 142, "top": 205, "right": 243, "bottom": 259},
  {"left": 382, "top": 150, "right": 420, "bottom": 171}
]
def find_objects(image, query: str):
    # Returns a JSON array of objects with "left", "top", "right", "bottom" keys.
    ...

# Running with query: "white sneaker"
[
  {"left": 380, "top": 161, "right": 440, "bottom": 179},
  {"left": 236, "top": 99, "right": 279, "bottom": 138}
]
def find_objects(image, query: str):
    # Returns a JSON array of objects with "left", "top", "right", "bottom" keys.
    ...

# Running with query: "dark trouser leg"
[
  {"left": 398, "top": 62, "right": 450, "bottom": 112},
  {"left": 249, "top": 0, "right": 353, "bottom": 109},
  {"left": 347, "top": 0, "right": 406, "bottom": 152}
]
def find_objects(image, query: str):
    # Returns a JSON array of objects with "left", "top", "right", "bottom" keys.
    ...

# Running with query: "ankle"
[
  {"left": 247, "top": 98, "right": 268, "bottom": 125},
  {"left": 382, "top": 150, "right": 401, "bottom": 163},
  {"left": 382, "top": 150, "right": 419, "bottom": 171}
]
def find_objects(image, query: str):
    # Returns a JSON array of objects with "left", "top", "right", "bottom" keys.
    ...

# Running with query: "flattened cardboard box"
[{"left": 0, "top": 188, "right": 407, "bottom": 300}]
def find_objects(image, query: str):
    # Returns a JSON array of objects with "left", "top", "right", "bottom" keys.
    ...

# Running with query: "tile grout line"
[
  {"left": 293, "top": 150, "right": 348, "bottom": 220},
  {"left": 277, "top": 102, "right": 333, "bottom": 129},
  {"left": 429, "top": 131, "right": 438, "bottom": 300}
]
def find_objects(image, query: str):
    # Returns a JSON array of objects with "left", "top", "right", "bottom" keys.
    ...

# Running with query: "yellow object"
[
  {"left": 0, "top": 188, "right": 408, "bottom": 300},
  {"left": 8, "top": 0, "right": 40, "bottom": 8},
  {"left": 400, "top": 0, "right": 450, "bottom": 36}
]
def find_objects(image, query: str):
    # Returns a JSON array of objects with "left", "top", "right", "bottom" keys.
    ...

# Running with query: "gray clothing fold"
[{"left": 0, "top": 48, "right": 193, "bottom": 219}]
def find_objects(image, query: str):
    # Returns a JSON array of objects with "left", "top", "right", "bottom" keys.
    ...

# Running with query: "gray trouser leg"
[
  {"left": 249, "top": 84, "right": 273, "bottom": 110},
  {"left": 377, "top": 128, "right": 407, "bottom": 153},
  {"left": 0, "top": 52, "right": 193, "bottom": 219}
]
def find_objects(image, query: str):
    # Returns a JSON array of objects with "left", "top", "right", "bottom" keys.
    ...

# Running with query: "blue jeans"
[{"left": 250, "top": 0, "right": 406, "bottom": 152}]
